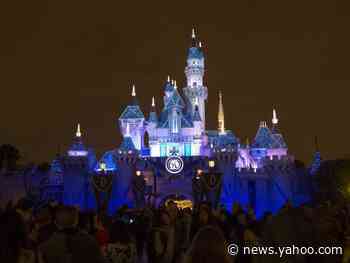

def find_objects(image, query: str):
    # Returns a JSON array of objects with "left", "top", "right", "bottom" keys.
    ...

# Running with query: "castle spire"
[
  {"left": 167, "top": 75, "right": 170, "bottom": 82},
  {"left": 131, "top": 84, "right": 136, "bottom": 97},
  {"left": 174, "top": 80, "right": 177, "bottom": 89},
  {"left": 76, "top": 123, "right": 82, "bottom": 137},
  {"left": 272, "top": 108, "right": 278, "bottom": 125},
  {"left": 191, "top": 28, "right": 196, "bottom": 47},
  {"left": 218, "top": 91, "right": 225, "bottom": 135},
  {"left": 152, "top": 96, "right": 155, "bottom": 107}
]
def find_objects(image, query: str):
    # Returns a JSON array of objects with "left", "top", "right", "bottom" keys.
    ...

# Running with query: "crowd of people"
[{"left": 0, "top": 198, "right": 349, "bottom": 263}]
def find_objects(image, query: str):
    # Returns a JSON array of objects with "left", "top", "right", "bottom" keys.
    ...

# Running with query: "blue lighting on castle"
[{"left": 41, "top": 29, "right": 312, "bottom": 217}]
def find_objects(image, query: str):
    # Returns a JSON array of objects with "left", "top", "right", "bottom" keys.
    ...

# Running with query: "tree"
[
  {"left": 0, "top": 144, "right": 21, "bottom": 171},
  {"left": 314, "top": 159, "right": 350, "bottom": 203},
  {"left": 37, "top": 162, "right": 51, "bottom": 173}
]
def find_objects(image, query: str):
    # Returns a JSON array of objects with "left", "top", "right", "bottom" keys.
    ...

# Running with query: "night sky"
[{"left": 1, "top": 1, "right": 350, "bottom": 164}]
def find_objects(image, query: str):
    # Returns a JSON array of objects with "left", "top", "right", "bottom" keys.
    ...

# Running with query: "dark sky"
[{"left": 1, "top": 0, "right": 350, "bottom": 164}]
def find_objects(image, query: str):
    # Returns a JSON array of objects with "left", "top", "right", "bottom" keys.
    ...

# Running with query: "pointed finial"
[
  {"left": 272, "top": 108, "right": 278, "bottom": 125},
  {"left": 76, "top": 123, "right": 81, "bottom": 137},
  {"left": 191, "top": 28, "right": 197, "bottom": 47},
  {"left": 192, "top": 28, "right": 196, "bottom": 39},
  {"left": 171, "top": 79, "right": 174, "bottom": 85},
  {"left": 131, "top": 84, "right": 136, "bottom": 97},
  {"left": 218, "top": 91, "right": 225, "bottom": 134},
  {"left": 174, "top": 80, "right": 177, "bottom": 89},
  {"left": 152, "top": 96, "right": 155, "bottom": 107},
  {"left": 167, "top": 75, "right": 170, "bottom": 82},
  {"left": 199, "top": 41, "right": 202, "bottom": 48}
]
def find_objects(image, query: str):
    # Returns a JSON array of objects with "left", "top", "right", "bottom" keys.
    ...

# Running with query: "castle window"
[{"left": 184, "top": 143, "right": 191, "bottom": 156}]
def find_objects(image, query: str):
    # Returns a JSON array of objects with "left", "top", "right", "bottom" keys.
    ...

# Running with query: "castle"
[
  {"left": 116, "top": 29, "right": 287, "bottom": 168},
  {"left": 25, "top": 29, "right": 312, "bottom": 217}
]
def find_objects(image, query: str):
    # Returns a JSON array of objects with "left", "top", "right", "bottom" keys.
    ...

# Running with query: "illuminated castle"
[
  {"left": 117, "top": 29, "right": 288, "bottom": 166},
  {"left": 33, "top": 29, "right": 313, "bottom": 217}
]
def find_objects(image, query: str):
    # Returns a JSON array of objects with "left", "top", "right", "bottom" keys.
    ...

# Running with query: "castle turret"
[
  {"left": 67, "top": 123, "right": 88, "bottom": 157},
  {"left": 119, "top": 85, "right": 145, "bottom": 150},
  {"left": 148, "top": 97, "right": 158, "bottom": 123},
  {"left": 250, "top": 121, "right": 273, "bottom": 159},
  {"left": 165, "top": 81, "right": 185, "bottom": 134},
  {"left": 269, "top": 109, "right": 288, "bottom": 159},
  {"left": 183, "top": 28, "right": 208, "bottom": 130}
]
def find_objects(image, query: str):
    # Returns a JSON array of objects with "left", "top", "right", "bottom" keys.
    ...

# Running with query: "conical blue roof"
[
  {"left": 119, "top": 105, "right": 145, "bottom": 120},
  {"left": 310, "top": 151, "right": 321, "bottom": 175},
  {"left": 148, "top": 111, "right": 158, "bottom": 123},
  {"left": 69, "top": 138, "right": 87, "bottom": 152},
  {"left": 165, "top": 89, "right": 185, "bottom": 109},
  {"left": 97, "top": 150, "right": 118, "bottom": 171},
  {"left": 188, "top": 47, "right": 204, "bottom": 59},
  {"left": 271, "top": 133, "right": 287, "bottom": 148},
  {"left": 252, "top": 124, "right": 275, "bottom": 148},
  {"left": 164, "top": 81, "right": 174, "bottom": 93},
  {"left": 119, "top": 136, "right": 136, "bottom": 151}
]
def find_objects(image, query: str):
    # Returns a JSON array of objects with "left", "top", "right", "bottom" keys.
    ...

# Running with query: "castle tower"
[
  {"left": 167, "top": 81, "right": 185, "bottom": 134},
  {"left": 269, "top": 109, "right": 288, "bottom": 159},
  {"left": 183, "top": 28, "right": 208, "bottom": 130},
  {"left": 67, "top": 123, "right": 88, "bottom": 157},
  {"left": 119, "top": 85, "right": 145, "bottom": 150},
  {"left": 218, "top": 91, "right": 226, "bottom": 135},
  {"left": 147, "top": 97, "right": 158, "bottom": 135}
]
